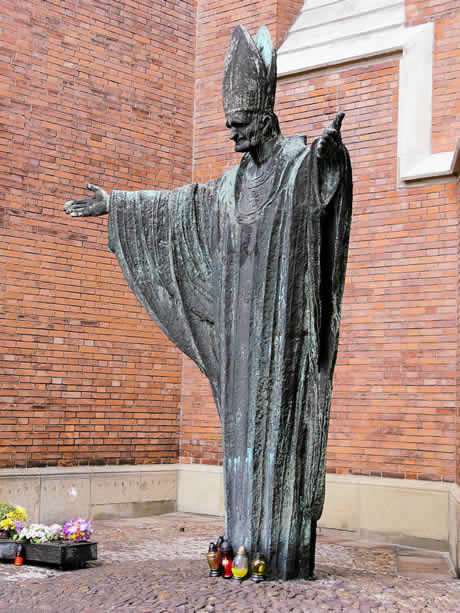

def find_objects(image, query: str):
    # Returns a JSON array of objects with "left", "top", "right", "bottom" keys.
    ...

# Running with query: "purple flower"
[{"left": 62, "top": 518, "right": 93, "bottom": 542}]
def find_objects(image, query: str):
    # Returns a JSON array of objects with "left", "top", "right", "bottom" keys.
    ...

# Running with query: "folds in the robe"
[{"left": 108, "top": 135, "right": 352, "bottom": 579}]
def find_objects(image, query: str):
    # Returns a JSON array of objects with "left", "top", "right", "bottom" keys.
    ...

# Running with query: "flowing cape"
[
  {"left": 108, "top": 135, "right": 352, "bottom": 579},
  {"left": 108, "top": 179, "right": 223, "bottom": 398}
]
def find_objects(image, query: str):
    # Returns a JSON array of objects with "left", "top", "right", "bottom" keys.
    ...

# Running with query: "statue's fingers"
[
  {"left": 66, "top": 203, "right": 83, "bottom": 214},
  {"left": 86, "top": 182, "right": 100, "bottom": 193},
  {"left": 331, "top": 111, "right": 345, "bottom": 132},
  {"left": 71, "top": 208, "right": 89, "bottom": 217},
  {"left": 65, "top": 201, "right": 84, "bottom": 212}
]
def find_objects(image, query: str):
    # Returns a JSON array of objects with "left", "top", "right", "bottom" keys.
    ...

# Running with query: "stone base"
[
  {"left": 449, "top": 484, "right": 460, "bottom": 576},
  {"left": 320, "top": 474, "right": 450, "bottom": 549},
  {"left": 177, "top": 464, "right": 225, "bottom": 516},
  {"left": 92, "top": 500, "right": 175, "bottom": 520},
  {"left": 1, "top": 464, "right": 458, "bottom": 576},
  {"left": 0, "top": 465, "right": 177, "bottom": 525},
  {"left": 175, "top": 465, "right": 460, "bottom": 577}
]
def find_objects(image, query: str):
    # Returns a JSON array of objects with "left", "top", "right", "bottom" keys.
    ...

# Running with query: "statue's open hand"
[
  {"left": 64, "top": 183, "right": 109, "bottom": 217},
  {"left": 317, "top": 112, "right": 344, "bottom": 160}
]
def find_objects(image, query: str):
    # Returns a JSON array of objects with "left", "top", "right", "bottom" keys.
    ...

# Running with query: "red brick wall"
[
  {"left": 180, "top": 0, "right": 459, "bottom": 483},
  {"left": 0, "top": 0, "right": 196, "bottom": 467},
  {"left": 1, "top": 1, "right": 457, "bottom": 480},
  {"left": 457, "top": 177, "right": 460, "bottom": 486},
  {"left": 180, "top": 356, "right": 221, "bottom": 465}
]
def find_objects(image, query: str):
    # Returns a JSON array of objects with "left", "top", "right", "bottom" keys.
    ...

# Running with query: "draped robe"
[{"left": 108, "top": 134, "right": 352, "bottom": 579}]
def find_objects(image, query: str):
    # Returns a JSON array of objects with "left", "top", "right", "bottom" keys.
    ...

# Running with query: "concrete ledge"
[
  {"left": 0, "top": 465, "right": 177, "bottom": 477},
  {"left": 174, "top": 465, "right": 459, "bottom": 574},
  {"left": 177, "top": 464, "right": 225, "bottom": 516},
  {"left": 92, "top": 500, "right": 175, "bottom": 520},
  {"left": 1, "top": 464, "right": 458, "bottom": 575},
  {"left": 449, "top": 484, "right": 460, "bottom": 577},
  {"left": 320, "top": 474, "right": 450, "bottom": 545},
  {"left": 0, "top": 465, "right": 177, "bottom": 524}
]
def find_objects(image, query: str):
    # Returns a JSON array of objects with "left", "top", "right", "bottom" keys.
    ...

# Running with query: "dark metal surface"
[{"left": 64, "top": 25, "right": 352, "bottom": 580}]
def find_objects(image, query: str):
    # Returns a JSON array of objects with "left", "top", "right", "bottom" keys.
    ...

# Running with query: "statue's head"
[{"left": 223, "top": 26, "right": 279, "bottom": 153}]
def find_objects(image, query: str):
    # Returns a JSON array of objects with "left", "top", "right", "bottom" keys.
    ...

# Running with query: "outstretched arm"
[
  {"left": 316, "top": 111, "right": 344, "bottom": 161},
  {"left": 64, "top": 183, "right": 109, "bottom": 217},
  {"left": 313, "top": 112, "right": 352, "bottom": 372},
  {"left": 314, "top": 112, "right": 347, "bottom": 207}
]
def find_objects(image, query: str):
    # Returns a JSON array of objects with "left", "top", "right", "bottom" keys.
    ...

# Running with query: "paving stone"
[{"left": 0, "top": 513, "right": 459, "bottom": 612}]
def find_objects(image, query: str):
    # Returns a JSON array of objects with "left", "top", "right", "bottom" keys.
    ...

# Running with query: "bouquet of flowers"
[
  {"left": 0, "top": 504, "right": 27, "bottom": 538},
  {"left": 62, "top": 518, "right": 93, "bottom": 542},
  {"left": 15, "top": 523, "right": 63, "bottom": 543},
  {"left": 0, "top": 503, "right": 94, "bottom": 544}
]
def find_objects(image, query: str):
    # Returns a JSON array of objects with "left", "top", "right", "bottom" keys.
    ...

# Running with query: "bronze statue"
[{"left": 65, "top": 25, "right": 352, "bottom": 580}]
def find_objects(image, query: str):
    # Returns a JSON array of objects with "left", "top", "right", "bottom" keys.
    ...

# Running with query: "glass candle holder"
[
  {"left": 220, "top": 539, "right": 233, "bottom": 579},
  {"left": 216, "top": 535, "right": 224, "bottom": 574},
  {"left": 231, "top": 545, "right": 249, "bottom": 583},
  {"left": 14, "top": 543, "right": 24, "bottom": 566},
  {"left": 206, "top": 542, "right": 222, "bottom": 577},
  {"left": 251, "top": 552, "right": 267, "bottom": 582}
]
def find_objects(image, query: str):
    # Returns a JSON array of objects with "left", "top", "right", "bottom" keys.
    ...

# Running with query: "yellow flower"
[
  {"left": 10, "top": 507, "right": 27, "bottom": 522},
  {"left": 0, "top": 517, "right": 15, "bottom": 531},
  {"left": 6, "top": 507, "right": 27, "bottom": 523}
]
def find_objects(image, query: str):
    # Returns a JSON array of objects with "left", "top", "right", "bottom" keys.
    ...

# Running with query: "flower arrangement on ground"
[
  {"left": 0, "top": 503, "right": 94, "bottom": 545},
  {"left": 0, "top": 504, "right": 97, "bottom": 570},
  {"left": 0, "top": 504, "right": 27, "bottom": 539},
  {"left": 62, "top": 518, "right": 93, "bottom": 542},
  {"left": 15, "top": 523, "right": 63, "bottom": 543}
]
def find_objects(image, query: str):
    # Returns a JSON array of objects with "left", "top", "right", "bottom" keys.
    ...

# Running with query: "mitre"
[{"left": 223, "top": 25, "right": 277, "bottom": 116}]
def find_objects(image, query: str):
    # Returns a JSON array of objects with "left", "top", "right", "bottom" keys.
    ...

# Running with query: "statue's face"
[{"left": 226, "top": 111, "right": 263, "bottom": 152}]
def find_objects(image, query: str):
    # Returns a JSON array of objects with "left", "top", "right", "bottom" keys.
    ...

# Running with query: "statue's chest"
[
  {"left": 236, "top": 162, "right": 277, "bottom": 220},
  {"left": 225, "top": 159, "right": 287, "bottom": 261}
]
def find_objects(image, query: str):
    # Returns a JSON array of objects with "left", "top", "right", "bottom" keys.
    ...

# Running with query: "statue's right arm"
[{"left": 64, "top": 183, "right": 109, "bottom": 217}]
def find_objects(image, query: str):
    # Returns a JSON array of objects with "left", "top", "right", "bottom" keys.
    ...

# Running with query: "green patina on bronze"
[{"left": 65, "top": 25, "right": 353, "bottom": 580}]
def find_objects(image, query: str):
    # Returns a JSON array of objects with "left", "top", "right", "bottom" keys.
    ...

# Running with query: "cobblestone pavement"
[{"left": 0, "top": 513, "right": 458, "bottom": 612}]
